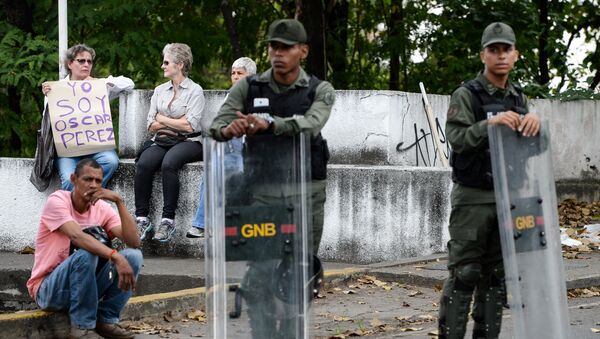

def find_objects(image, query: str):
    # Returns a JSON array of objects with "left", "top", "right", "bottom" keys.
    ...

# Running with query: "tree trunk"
[
  {"left": 2, "top": 0, "right": 33, "bottom": 33},
  {"left": 388, "top": 0, "right": 402, "bottom": 90},
  {"left": 2, "top": 0, "right": 34, "bottom": 151},
  {"left": 299, "top": 0, "right": 327, "bottom": 80},
  {"left": 221, "top": 0, "right": 243, "bottom": 60},
  {"left": 326, "top": 0, "right": 349, "bottom": 89},
  {"left": 590, "top": 50, "right": 600, "bottom": 91},
  {"left": 538, "top": 0, "right": 550, "bottom": 86}
]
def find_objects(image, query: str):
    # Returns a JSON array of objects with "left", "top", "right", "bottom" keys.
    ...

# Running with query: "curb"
[
  {"left": 0, "top": 287, "right": 206, "bottom": 339},
  {"left": 3, "top": 255, "right": 599, "bottom": 338},
  {"left": 0, "top": 266, "right": 382, "bottom": 338}
]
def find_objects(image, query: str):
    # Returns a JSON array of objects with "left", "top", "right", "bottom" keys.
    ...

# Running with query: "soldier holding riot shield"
[
  {"left": 439, "top": 23, "right": 543, "bottom": 338},
  {"left": 205, "top": 19, "right": 335, "bottom": 338}
]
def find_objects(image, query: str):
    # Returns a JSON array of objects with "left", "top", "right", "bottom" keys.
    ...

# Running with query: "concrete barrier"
[
  {"left": 118, "top": 90, "right": 600, "bottom": 200},
  {"left": 0, "top": 159, "right": 451, "bottom": 263}
]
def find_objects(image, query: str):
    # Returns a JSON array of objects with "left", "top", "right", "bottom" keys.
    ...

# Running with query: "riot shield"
[
  {"left": 205, "top": 133, "right": 313, "bottom": 339},
  {"left": 489, "top": 122, "right": 569, "bottom": 338}
]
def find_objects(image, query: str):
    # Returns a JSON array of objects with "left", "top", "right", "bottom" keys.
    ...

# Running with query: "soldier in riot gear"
[
  {"left": 438, "top": 22, "right": 541, "bottom": 339},
  {"left": 210, "top": 18, "right": 335, "bottom": 254},
  {"left": 208, "top": 18, "right": 334, "bottom": 338}
]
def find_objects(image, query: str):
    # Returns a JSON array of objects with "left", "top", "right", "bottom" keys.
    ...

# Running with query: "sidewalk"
[{"left": 1, "top": 251, "right": 599, "bottom": 338}]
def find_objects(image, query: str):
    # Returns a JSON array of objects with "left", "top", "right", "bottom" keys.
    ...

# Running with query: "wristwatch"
[{"left": 262, "top": 114, "right": 275, "bottom": 131}]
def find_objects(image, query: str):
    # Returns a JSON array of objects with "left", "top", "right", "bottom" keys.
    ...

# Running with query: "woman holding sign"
[
  {"left": 40, "top": 44, "right": 134, "bottom": 191},
  {"left": 134, "top": 43, "right": 204, "bottom": 244}
]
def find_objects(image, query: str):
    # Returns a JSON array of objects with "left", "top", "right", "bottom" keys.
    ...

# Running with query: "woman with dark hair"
[
  {"left": 41, "top": 44, "right": 134, "bottom": 191},
  {"left": 134, "top": 43, "right": 204, "bottom": 243}
]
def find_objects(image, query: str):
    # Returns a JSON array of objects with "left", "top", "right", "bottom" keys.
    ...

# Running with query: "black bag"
[
  {"left": 69, "top": 226, "right": 113, "bottom": 274},
  {"left": 30, "top": 105, "right": 56, "bottom": 192},
  {"left": 154, "top": 129, "right": 187, "bottom": 147},
  {"left": 153, "top": 128, "right": 201, "bottom": 147}
]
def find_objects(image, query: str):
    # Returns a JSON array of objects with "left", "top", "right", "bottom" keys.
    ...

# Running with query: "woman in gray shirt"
[{"left": 134, "top": 43, "right": 204, "bottom": 243}]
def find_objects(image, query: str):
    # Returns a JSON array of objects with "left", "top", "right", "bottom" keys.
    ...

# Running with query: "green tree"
[{"left": 0, "top": 0, "right": 598, "bottom": 157}]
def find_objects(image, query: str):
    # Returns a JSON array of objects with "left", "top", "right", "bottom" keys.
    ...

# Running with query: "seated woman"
[
  {"left": 41, "top": 44, "right": 134, "bottom": 191},
  {"left": 186, "top": 57, "right": 256, "bottom": 238},
  {"left": 135, "top": 43, "right": 204, "bottom": 243}
]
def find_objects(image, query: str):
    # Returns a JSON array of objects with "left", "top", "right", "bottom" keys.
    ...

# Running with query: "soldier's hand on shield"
[
  {"left": 517, "top": 112, "right": 540, "bottom": 137},
  {"left": 488, "top": 110, "right": 522, "bottom": 131},
  {"left": 245, "top": 113, "right": 270, "bottom": 136},
  {"left": 222, "top": 111, "right": 250, "bottom": 138}
]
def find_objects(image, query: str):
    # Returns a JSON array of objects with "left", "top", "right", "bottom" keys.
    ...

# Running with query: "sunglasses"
[
  {"left": 162, "top": 60, "right": 170, "bottom": 66},
  {"left": 75, "top": 58, "right": 93, "bottom": 65}
]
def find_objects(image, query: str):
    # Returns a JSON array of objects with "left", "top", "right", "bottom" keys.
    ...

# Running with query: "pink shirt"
[{"left": 27, "top": 191, "right": 121, "bottom": 299}]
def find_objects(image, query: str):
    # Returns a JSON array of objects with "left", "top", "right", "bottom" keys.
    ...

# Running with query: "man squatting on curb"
[{"left": 27, "top": 158, "right": 143, "bottom": 339}]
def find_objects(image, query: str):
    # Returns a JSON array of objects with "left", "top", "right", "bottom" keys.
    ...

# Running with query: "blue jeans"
[
  {"left": 56, "top": 150, "right": 119, "bottom": 191},
  {"left": 35, "top": 248, "right": 143, "bottom": 329},
  {"left": 192, "top": 138, "right": 243, "bottom": 229}
]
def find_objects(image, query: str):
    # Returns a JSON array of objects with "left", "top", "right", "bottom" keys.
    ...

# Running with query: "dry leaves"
[
  {"left": 187, "top": 309, "right": 206, "bottom": 322},
  {"left": 125, "top": 322, "right": 178, "bottom": 335},
  {"left": 395, "top": 314, "right": 437, "bottom": 327},
  {"left": 324, "top": 275, "right": 399, "bottom": 296},
  {"left": 559, "top": 199, "right": 600, "bottom": 228},
  {"left": 559, "top": 199, "right": 600, "bottom": 257},
  {"left": 568, "top": 286, "right": 600, "bottom": 298},
  {"left": 370, "top": 319, "right": 385, "bottom": 327},
  {"left": 333, "top": 315, "right": 352, "bottom": 322},
  {"left": 19, "top": 246, "right": 35, "bottom": 254}
]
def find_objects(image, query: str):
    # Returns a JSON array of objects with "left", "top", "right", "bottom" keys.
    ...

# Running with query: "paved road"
[{"left": 122, "top": 274, "right": 599, "bottom": 338}]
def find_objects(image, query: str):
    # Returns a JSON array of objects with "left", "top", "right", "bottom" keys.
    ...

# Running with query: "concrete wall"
[
  {"left": 320, "top": 165, "right": 451, "bottom": 263},
  {"left": 1, "top": 90, "right": 598, "bottom": 263},
  {"left": 119, "top": 90, "right": 600, "bottom": 194}
]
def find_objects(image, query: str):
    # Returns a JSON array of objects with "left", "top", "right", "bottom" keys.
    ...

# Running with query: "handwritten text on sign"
[{"left": 47, "top": 80, "right": 115, "bottom": 157}]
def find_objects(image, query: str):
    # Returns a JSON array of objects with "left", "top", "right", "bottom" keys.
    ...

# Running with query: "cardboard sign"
[{"left": 46, "top": 79, "right": 116, "bottom": 157}]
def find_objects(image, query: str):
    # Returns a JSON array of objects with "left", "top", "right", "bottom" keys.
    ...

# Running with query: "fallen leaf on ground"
[
  {"left": 370, "top": 319, "right": 385, "bottom": 327},
  {"left": 568, "top": 286, "right": 600, "bottom": 298},
  {"left": 399, "top": 327, "right": 423, "bottom": 332},
  {"left": 373, "top": 279, "right": 387, "bottom": 287},
  {"left": 333, "top": 315, "right": 352, "bottom": 322},
  {"left": 409, "top": 290, "right": 423, "bottom": 297},
  {"left": 126, "top": 322, "right": 173, "bottom": 335},
  {"left": 19, "top": 246, "right": 35, "bottom": 254},
  {"left": 187, "top": 309, "right": 206, "bottom": 322}
]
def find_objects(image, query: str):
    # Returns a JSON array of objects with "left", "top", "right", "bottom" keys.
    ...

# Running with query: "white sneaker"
[{"left": 186, "top": 227, "right": 204, "bottom": 238}]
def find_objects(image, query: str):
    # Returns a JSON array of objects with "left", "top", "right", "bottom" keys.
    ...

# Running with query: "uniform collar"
[
  {"left": 257, "top": 67, "right": 310, "bottom": 88},
  {"left": 476, "top": 72, "right": 520, "bottom": 97}
]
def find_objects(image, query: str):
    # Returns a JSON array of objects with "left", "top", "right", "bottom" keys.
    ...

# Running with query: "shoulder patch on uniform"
[
  {"left": 447, "top": 104, "right": 459, "bottom": 120},
  {"left": 323, "top": 91, "right": 335, "bottom": 105}
]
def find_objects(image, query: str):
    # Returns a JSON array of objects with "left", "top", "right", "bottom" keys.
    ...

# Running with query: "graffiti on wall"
[{"left": 396, "top": 117, "right": 450, "bottom": 167}]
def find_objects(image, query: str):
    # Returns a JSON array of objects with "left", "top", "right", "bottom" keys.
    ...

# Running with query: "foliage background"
[{"left": 0, "top": 0, "right": 598, "bottom": 157}]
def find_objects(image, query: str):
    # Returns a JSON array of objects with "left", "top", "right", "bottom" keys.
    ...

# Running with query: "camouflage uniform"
[{"left": 439, "top": 73, "right": 529, "bottom": 339}]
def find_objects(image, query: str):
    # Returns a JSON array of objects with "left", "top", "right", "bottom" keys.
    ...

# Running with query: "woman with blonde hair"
[{"left": 134, "top": 43, "right": 204, "bottom": 243}]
